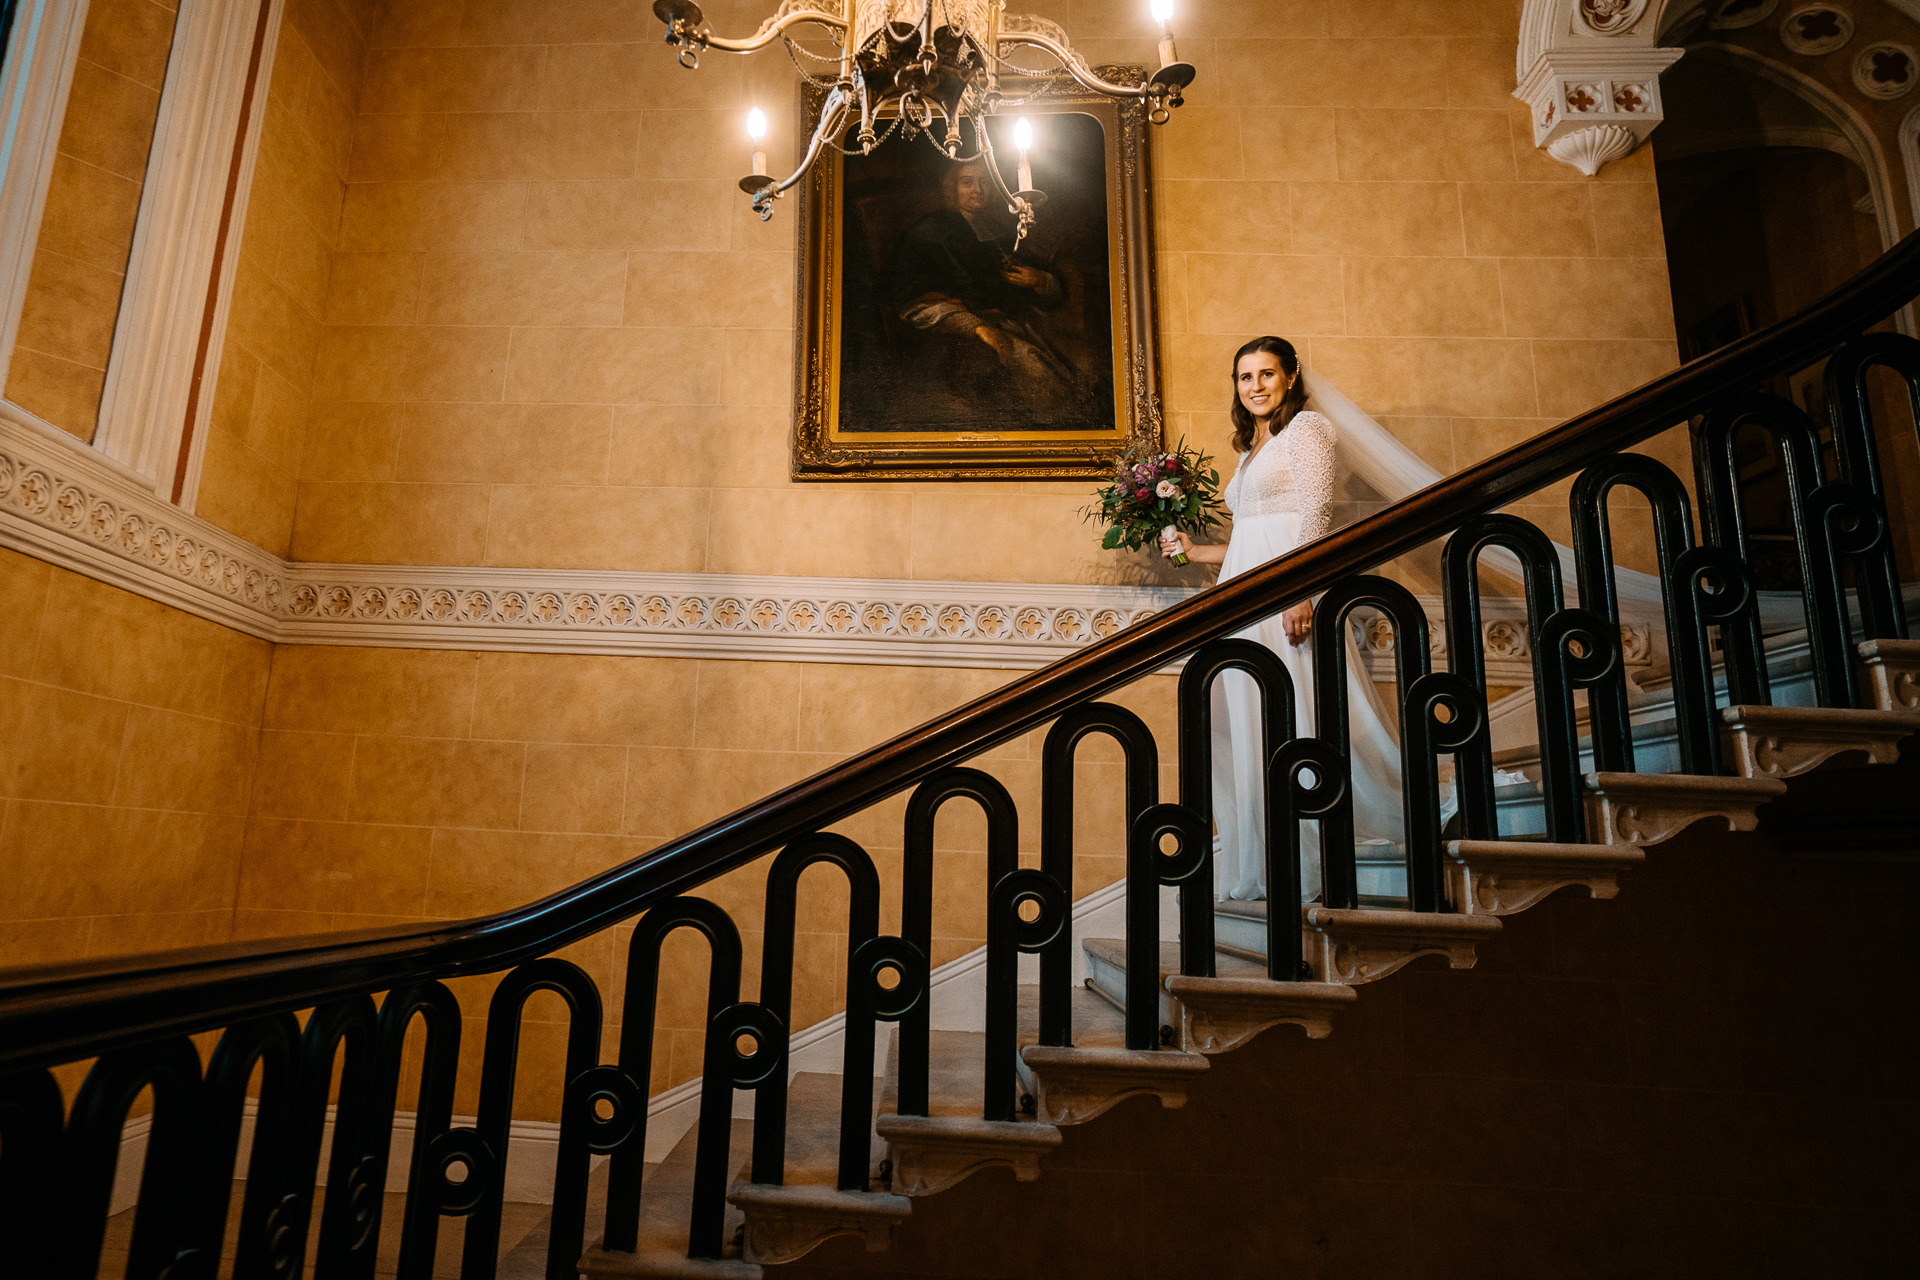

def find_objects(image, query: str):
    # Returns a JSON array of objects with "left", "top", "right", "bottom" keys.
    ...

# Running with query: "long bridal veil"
[{"left": 1300, "top": 367, "right": 1670, "bottom": 609}]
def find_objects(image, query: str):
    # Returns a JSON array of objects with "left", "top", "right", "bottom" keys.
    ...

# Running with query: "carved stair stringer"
[
  {"left": 579, "top": 1118, "right": 761, "bottom": 1280},
  {"left": 1303, "top": 906, "right": 1503, "bottom": 985},
  {"left": 872, "top": 1114, "right": 1062, "bottom": 1195},
  {"left": 725, "top": 1183, "right": 911, "bottom": 1266},
  {"left": 1581, "top": 771, "right": 1787, "bottom": 846},
  {"left": 1445, "top": 839, "right": 1647, "bottom": 916},
  {"left": 1718, "top": 704, "right": 1920, "bottom": 780},
  {"left": 1017, "top": 1043, "right": 1210, "bottom": 1126},
  {"left": 1081, "top": 936, "right": 1357, "bottom": 1052},
  {"left": 1859, "top": 638, "right": 1920, "bottom": 712},
  {"left": 873, "top": 1028, "right": 1062, "bottom": 1196}
]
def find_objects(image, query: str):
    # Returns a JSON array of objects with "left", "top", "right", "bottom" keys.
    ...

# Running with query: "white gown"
[{"left": 1208, "top": 410, "right": 1407, "bottom": 902}]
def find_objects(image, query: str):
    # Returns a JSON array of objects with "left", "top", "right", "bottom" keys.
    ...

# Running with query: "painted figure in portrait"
[{"left": 794, "top": 85, "right": 1159, "bottom": 479}]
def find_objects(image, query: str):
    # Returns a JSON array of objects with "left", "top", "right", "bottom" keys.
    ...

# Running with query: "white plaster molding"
[
  {"left": 0, "top": 408, "right": 285, "bottom": 637},
  {"left": 1549, "top": 121, "right": 1645, "bottom": 172},
  {"left": 94, "top": 0, "right": 283, "bottom": 498},
  {"left": 0, "top": 0, "right": 92, "bottom": 379},
  {"left": 1517, "top": 0, "right": 1686, "bottom": 173},
  {"left": 0, "top": 416, "right": 1641, "bottom": 676}
]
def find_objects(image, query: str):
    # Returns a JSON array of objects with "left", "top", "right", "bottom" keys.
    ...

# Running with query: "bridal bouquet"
[{"left": 1082, "top": 440, "right": 1225, "bottom": 565}]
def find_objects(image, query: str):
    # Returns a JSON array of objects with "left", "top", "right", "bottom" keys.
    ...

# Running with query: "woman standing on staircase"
[{"left": 1160, "top": 335, "right": 1404, "bottom": 903}]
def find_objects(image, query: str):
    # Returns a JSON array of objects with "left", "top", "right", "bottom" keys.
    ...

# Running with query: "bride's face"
[{"left": 1236, "top": 352, "right": 1290, "bottom": 419}]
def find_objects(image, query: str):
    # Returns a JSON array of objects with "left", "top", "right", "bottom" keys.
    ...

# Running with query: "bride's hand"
[
  {"left": 1160, "top": 530, "right": 1193, "bottom": 560},
  {"left": 1282, "top": 600, "right": 1313, "bottom": 646}
]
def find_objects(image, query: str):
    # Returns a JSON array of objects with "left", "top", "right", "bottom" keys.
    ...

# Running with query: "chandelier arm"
[
  {"left": 699, "top": 7, "right": 848, "bottom": 53},
  {"left": 971, "top": 110, "right": 1036, "bottom": 249},
  {"left": 757, "top": 86, "right": 854, "bottom": 203},
  {"left": 994, "top": 31, "right": 1150, "bottom": 100}
]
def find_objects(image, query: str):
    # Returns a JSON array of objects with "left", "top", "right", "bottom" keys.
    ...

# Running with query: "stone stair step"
[
  {"left": 1718, "top": 703, "right": 1920, "bottom": 779},
  {"left": 1080, "top": 937, "right": 1356, "bottom": 1052},
  {"left": 724, "top": 1071, "right": 908, "bottom": 1267},
  {"left": 1214, "top": 898, "right": 1503, "bottom": 985},
  {"left": 873, "top": 1026, "right": 1062, "bottom": 1195},
  {"left": 1859, "top": 638, "right": 1920, "bottom": 712},
  {"left": 1581, "top": 769, "right": 1787, "bottom": 846},
  {"left": 579, "top": 1118, "right": 758, "bottom": 1279},
  {"left": 1445, "top": 838, "right": 1646, "bottom": 916},
  {"left": 1011, "top": 984, "right": 1208, "bottom": 1126}
]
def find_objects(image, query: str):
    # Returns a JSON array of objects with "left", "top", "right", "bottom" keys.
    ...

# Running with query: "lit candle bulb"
[
  {"left": 746, "top": 107, "right": 767, "bottom": 177},
  {"left": 1013, "top": 116, "right": 1033, "bottom": 192},
  {"left": 1150, "top": 0, "right": 1177, "bottom": 69}
]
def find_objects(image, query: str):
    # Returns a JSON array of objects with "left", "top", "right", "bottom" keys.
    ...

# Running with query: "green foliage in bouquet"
[{"left": 1081, "top": 439, "right": 1227, "bottom": 552}]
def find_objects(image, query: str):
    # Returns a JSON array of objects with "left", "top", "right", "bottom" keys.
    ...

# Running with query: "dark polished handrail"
[{"left": 4, "top": 229, "right": 1918, "bottom": 1075}]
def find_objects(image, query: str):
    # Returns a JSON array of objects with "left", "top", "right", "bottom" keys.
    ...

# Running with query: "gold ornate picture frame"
[{"left": 791, "top": 73, "right": 1162, "bottom": 480}]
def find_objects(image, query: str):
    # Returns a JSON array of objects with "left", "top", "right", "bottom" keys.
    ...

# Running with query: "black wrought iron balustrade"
[{"left": 3, "top": 237, "right": 1919, "bottom": 1279}]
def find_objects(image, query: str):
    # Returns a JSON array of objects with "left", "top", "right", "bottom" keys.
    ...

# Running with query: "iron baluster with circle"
[
  {"left": 51, "top": 1037, "right": 203, "bottom": 1279},
  {"left": 1402, "top": 672, "right": 1491, "bottom": 909},
  {"left": 610, "top": 897, "right": 768, "bottom": 1261},
  {"left": 1440, "top": 513, "right": 1571, "bottom": 838},
  {"left": 985, "top": 868, "right": 1070, "bottom": 1114},
  {"left": 1570, "top": 455, "right": 1713, "bottom": 775},
  {"left": 1311, "top": 576, "right": 1431, "bottom": 910},
  {"left": 1544, "top": 605, "right": 1626, "bottom": 835},
  {"left": 0, "top": 1069, "right": 63, "bottom": 1276},
  {"left": 1696, "top": 392, "right": 1858, "bottom": 709},
  {"left": 1823, "top": 331, "right": 1917, "bottom": 641},
  {"left": 1124, "top": 803, "right": 1210, "bottom": 1049},
  {"left": 843, "top": 935, "right": 926, "bottom": 1174},
  {"left": 755, "top": 832, "right": 909, "bottom": 1192},
  {"left": 371, "top": 982, "right": 462, "bottom": 1280},
  {"left": 1042, "top": 703, "right": 1158, "bottom": 1044},
  {"left": 1176, "top": 638, "right": 1297, "bottom": 977},
  {"left": 901, "top": 768, "right": 1019, "bottom": 1117},
  {"left": 1267, "top": 739, "right": 1348, "bottom": 980},
  {"left": 178, "top": 1013, "right": 300, "bottom": 1280},
  {"left": 1672, "top": 541, "right": 1769, "bottom": 726},
  {"left": 276, "top": 995, "right": 381, "bottom": 1280},
  {"left": 465, "top": 959, "right": 603, "bottom": 1277}
]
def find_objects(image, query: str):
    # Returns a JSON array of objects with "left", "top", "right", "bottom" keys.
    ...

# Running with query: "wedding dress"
[{"left": 1209, "top": 409, "right": 1407, "bottom": 902}]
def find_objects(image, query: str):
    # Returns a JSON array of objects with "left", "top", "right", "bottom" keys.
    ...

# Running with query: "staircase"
[{"left": 5, "top": 234, "right": 1920, "bottom": 1277}]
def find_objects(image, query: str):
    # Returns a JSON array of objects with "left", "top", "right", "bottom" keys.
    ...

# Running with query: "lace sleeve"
[{"left": 1287, "top": 411, "right": 1337, "bottom": 542}]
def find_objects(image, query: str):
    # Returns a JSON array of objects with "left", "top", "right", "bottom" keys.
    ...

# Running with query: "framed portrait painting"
[{"left": 792, "top": 72, "right": 1162, "bottom": 480}]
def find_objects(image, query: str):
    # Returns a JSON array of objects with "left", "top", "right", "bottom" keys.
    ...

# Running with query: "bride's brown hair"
[{"left": 1228, "top": 335, "right": 1307, "bottom": 453}]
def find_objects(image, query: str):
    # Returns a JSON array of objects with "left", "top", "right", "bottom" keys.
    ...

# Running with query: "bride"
[{"left": 1160, "top": 336, "right": 1405, "bottom": 903}]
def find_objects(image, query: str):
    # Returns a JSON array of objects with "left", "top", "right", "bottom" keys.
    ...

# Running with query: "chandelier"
[{"left": 651, "top": 0, "right": 1197, "bottom": 239}]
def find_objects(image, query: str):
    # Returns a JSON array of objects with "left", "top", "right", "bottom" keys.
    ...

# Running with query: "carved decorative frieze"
[
  {"left": 7, "top": 415, "right": 1639, "bottom": 674},
  {"left": 0, "top": 419, "right": 284, "bottom": 639}
]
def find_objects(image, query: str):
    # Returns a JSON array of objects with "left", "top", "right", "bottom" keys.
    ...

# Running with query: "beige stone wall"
[
  {"left": 0, "top": 547, "right": 270, "bottom": 966},
  {"left": 260, "top": 0, "right": 1682, "bottom": 586},
  {"left": 240, "top": 644, "right": 1177, "bottom": 1114},
  {"left": 5, "top": 0, "right": 181, "bottom": 439},
  {"left": 193, "top": 0, "right": 375, "bottom": 555}
]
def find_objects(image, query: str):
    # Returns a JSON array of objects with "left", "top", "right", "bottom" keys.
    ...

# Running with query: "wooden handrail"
[{"left": 4, "top": 229, "right": 1918, "bottom": 1075}]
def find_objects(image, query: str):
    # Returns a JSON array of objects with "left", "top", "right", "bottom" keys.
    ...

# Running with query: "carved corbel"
[{"left": 1514, "top": 0, "right": 1685, "bottom": 175}]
